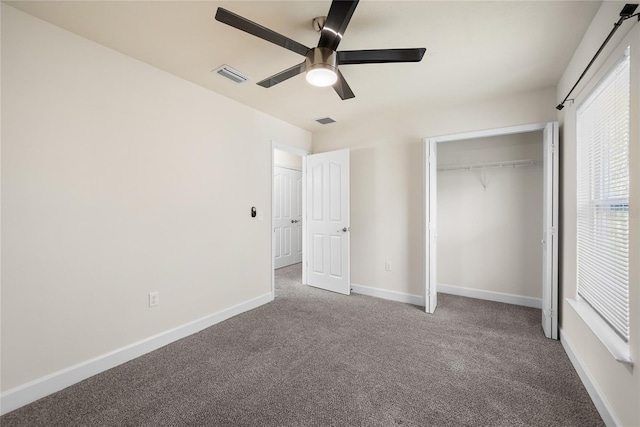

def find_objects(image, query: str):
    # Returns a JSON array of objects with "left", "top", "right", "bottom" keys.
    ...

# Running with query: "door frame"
[
  {"left": 423, "top": 122, "right": 558, "bottom": 336},
  {"left": 271, "top": 141, "right": 310, "bottom": 296}
]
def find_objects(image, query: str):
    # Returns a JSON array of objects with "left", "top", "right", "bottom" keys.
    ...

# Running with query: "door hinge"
[{"left": 550, "top": 227, "right": 557, "bottom": 236}]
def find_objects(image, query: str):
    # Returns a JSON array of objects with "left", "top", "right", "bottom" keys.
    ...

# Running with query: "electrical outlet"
[
  {"left": 149, "top": 291, "right": 159, "bottom": 307},
  {"left": 385, "top": 262, "right": 392, "bottom": 272}
]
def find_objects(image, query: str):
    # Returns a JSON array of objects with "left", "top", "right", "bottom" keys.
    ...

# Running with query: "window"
[{"left": 576, "top": 48, "right": 631, "bottom": 343}]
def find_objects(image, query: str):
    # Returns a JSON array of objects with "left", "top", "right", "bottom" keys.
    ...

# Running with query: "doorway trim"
[
  {"left": 271, "top": 141, "right": 310, "bottom": 296},
  {"left": 423, "top": 122, "right": 558, "bottom": 337},
  {"left": 428, "top": 122, "right": 549, "bottom": 144}
]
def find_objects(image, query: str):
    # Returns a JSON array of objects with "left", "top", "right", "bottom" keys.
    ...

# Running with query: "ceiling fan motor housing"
[{"left": 305, "top": 47, "right": 338, "bottom": 86}]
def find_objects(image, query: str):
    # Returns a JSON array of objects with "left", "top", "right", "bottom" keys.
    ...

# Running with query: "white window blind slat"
[
  {"left": 576, "top": 49, "right": 631, "bottom": 342},
  {"left": 578, "top": 270, "right": 629, "bottom": 301}
]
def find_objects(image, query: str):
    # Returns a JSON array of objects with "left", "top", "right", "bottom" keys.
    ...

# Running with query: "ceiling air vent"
[
  {"left": 213, "top": 65, "right": 249, "bottom": 83},
  {"left": 315, "top": 117, "right": 336, "bottom": 125}
]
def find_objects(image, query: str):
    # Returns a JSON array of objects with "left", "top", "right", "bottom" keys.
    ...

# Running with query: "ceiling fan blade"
[
  {"left": 333, "top": 69, "right": 355, "bottom": 100},
  {"left": 318, "top": 0, "right": 359, "bottom": 51},
  {"left": 257, "top": 62, "right": 307, "bottom": 88},
  {"left": 338, "top": 48, "right": 426, "bottom": 65},
  {"left": 215, "top": 8, "right": 310, "bottom": 57}
]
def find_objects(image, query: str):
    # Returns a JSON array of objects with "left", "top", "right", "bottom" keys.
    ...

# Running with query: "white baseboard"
[
  {"left": 351, "top": 283, "right": 424, "bottom": 306},
  {"left": 560, "top": 329, "right": 621, "bottom": 427},
  {"left": 350, "top": 283, "right": 540, "bottom": 310},
  {"left": 437, "top": 283, "right": 542, "bottom": 309},
  {"left": 0, "top": 292, "right": 274, "bottom": 416}
]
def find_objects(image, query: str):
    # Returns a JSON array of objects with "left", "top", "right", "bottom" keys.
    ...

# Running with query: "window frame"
[
  {"left": 568, "top": 28, "right": 638, "bottom": 367},
  {"left": 576, "top": 48, "right": 631, "bottom": 342}
]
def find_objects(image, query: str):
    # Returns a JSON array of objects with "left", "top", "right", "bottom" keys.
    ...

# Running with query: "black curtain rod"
[{"left": 557, "top": 3, "right": 639, "bottom": 111}]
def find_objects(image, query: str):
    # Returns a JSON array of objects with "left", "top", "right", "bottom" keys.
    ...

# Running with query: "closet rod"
[{"left": 437, "top": 159, "right": 541, "bottom": 172}]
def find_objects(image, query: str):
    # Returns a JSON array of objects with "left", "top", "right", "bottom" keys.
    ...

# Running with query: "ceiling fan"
[{"left": 215, "top": 0, "right": 426, "bottom": 100}]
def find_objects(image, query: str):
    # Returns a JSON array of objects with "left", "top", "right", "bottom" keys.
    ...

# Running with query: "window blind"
[{"left": 576, "top": 49, "right": 631, "bottom": 342}]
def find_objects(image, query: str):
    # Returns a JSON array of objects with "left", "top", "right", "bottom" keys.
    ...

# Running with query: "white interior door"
[
  {"left": 426, "top": 139, "right": 438, "bottom": 313},
  {"left": 542, "top": 121, "right": 559, "bottom": 339},
  {"left": 306, "top": 149, "right": 350, "bottom": 295},
  {"left": 274, "top": 167, "right": 303, "bottom": 269}
]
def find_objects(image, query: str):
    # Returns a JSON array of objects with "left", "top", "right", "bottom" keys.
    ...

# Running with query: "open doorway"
[
  {"left": 272, "top": 143, "right": 308, "bottom": 297},
  {"left": 273, "top": 150, "right": 303, "bottom": 269},
  {"left": 424, "top": 122, "right": 558, "bottom": 339},
  {"left": 271, "top": 143, "right": 352, "bottom": 298}
]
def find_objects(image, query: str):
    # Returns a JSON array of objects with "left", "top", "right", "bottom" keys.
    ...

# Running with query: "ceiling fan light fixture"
[
  {"left": 306, "top": 66, "right": 337, "bottom": 87},
  {"left": 305, "top": 47, "right": 338, "bottom": 87}
]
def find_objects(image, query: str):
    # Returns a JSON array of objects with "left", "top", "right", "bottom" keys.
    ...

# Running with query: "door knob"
[
  {"left": 291, "top": 219, "right": 300, "bottom": 224},
  {"left": 337, "top": 227, "right": 349, "bottom": 232}
]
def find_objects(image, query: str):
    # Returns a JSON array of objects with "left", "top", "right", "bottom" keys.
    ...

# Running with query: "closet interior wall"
[{"left": 437, "top": 131, "right": 544, "bottom": 301}]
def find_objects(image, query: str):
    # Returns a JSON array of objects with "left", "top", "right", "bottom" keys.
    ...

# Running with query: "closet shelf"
[{"left": 437, "top": 159, "right": 541, "bottom": 172}]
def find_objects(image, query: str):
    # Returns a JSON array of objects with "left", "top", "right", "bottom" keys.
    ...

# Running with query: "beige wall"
[
  {"left": 437, "top": 132, "right": 543, "bottom": 299},
  {"left": 313, "top": 88, "right": 557, "bottom": 297},
  {"left": 274, "top": 149, "right": 302, "bottom": 170},
  {"left": 557, "top": 2, "right": 640, "bottom": 425},
  {"left": 0, "top": 5, "right": 311, "bottom": 392}
]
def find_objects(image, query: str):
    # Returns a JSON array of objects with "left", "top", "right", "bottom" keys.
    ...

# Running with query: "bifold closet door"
[{"left": 541, "top": 122, "right": 559, "bottom": 339}]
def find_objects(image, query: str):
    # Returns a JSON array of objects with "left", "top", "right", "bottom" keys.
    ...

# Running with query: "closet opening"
[{"left": 424, "top": 122, "right": 558, "bottom": 339}]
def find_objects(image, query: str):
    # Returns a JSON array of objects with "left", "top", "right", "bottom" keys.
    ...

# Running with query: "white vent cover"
[{"left": 212, "top": 65, "right": 249, "bottom": 83}]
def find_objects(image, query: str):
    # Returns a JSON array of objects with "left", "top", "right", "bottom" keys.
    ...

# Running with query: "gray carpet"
[{"left": 2, "top": 263, "right": 603, "bottom": 426}]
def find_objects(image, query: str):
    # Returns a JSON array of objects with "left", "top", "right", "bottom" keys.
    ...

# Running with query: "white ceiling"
[{"left": 7, "top": 1, "right": 601, "bottom": 132}]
